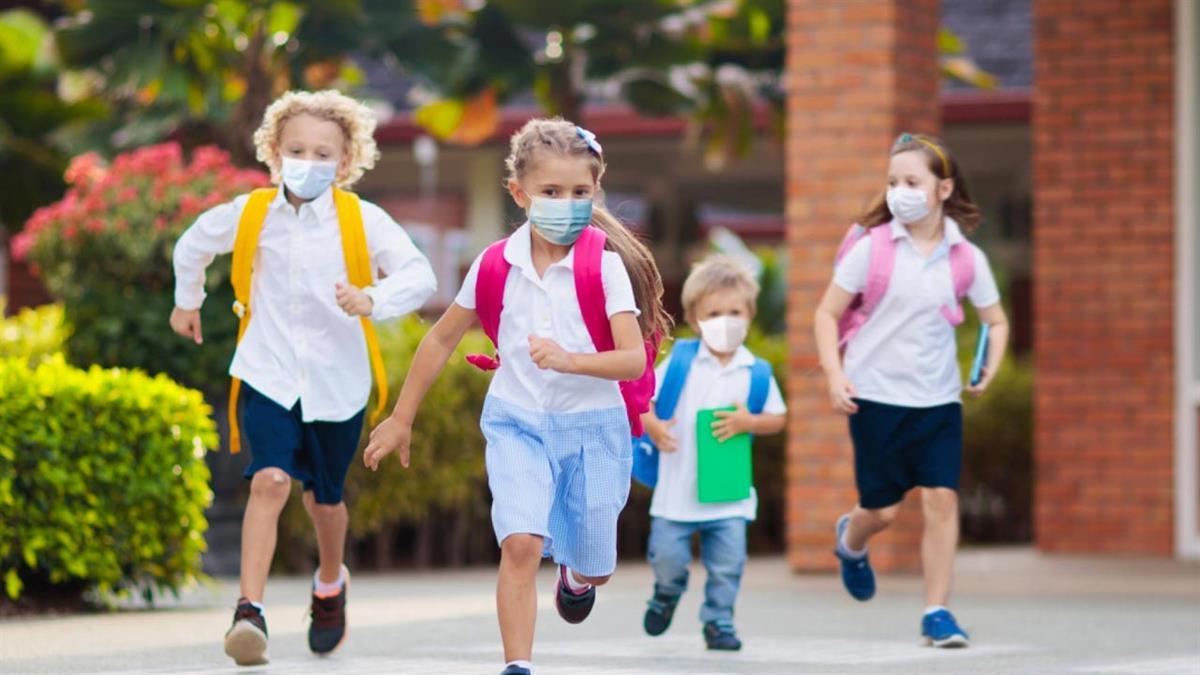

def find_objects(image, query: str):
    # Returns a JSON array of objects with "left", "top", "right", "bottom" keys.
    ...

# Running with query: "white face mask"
[
  {"left": 281, "top": 156, "right": 338, "bottom": 200},
  {"left": 698, "top": 316, "right": 749, "bottom": 354},
  {"left": 886, "top": 186, "right": 931, "bottom": 224}
]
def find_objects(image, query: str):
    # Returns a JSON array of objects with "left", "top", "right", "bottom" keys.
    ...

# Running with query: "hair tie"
[
  {"left": 894, "top": 133, "right": 949, "bottom": 176},
  {"left": 576, "top": 126, "right": 603, "bottom": 157}
]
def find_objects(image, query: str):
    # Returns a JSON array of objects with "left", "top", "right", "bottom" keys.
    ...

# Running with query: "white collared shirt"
[
  {"left": 834, "top": 217, "right": 1000, "bottom": 408},
  {"left": 648, "top": 343, "right": 786, "bottom": 523},
  {"left": 173, "top": 187, "right": 437, "bottom": 422},
  {"left": 454, "top": 222, "right": 639, "bottom": 413}
]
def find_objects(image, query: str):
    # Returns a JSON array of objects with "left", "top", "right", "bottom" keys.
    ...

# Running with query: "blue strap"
[
  {"left": 654, "top": 338, "right": 700, "bottom": 420},
  {"left": 746, "top": 358, "right": 772, "bottom": 414}
]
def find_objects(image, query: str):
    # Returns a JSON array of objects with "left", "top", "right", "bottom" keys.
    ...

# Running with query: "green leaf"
[
  {"left": 4, "top": 569, "right": 22, "bottom": 599},
  {"left": 413, "top": 98, "right": 465, "bottom": 140}
]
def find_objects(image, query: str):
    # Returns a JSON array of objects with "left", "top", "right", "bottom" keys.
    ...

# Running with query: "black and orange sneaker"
[
  {"left": 224, "top": 598, "right": 269, "bottom": 666},
  {"left": 309, "top": 565, "right": 349, "bottom": 655},
  {"left": 554, "top": 564, "right": 595, "bottom": 625}
]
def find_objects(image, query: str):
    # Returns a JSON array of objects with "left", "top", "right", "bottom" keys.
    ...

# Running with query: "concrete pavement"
[{"left": 1, "top": 548, "right": 1197, "bottom": 674}]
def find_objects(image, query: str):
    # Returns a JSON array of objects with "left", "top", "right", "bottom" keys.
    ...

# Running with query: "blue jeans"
[{"left": 646, "top": 516, "right": 747, "bottom": 624}]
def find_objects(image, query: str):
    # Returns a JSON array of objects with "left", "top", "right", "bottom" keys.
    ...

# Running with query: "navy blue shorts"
[
  {"left": 848, "top": 399, "right": 963, "bottom": 509},
  {"left": 241, "top": 385, "right": 365, "bottom": 505}
]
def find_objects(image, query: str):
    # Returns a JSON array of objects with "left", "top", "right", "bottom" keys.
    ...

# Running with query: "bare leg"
[
  {"left": 843, "top": 502, "right": 902, "bottom": 552},
  {"left": 920, "top": 487, "right": 959, "bottom": 607},
  {"left": 302, "top": 491, "right": 348, "bottom": 584},
  {"left": 239, "top": 469, "right": 292, "bottom": 602},
  {"left": 497, "top": 534, "right": 544, "bottom": 663}
]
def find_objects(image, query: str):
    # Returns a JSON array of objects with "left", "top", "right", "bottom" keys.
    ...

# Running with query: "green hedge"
[
  {"left": 0, "top": 302, "right": 67, "bottom": 364},
  {"left": 0, "top": 356, "right": 217, "bottom": 602}
]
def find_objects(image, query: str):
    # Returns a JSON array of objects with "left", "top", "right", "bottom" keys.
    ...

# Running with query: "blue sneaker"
[
  {"left": 834, "top": 514, "right": 875, "bottom": 601},
  {"left": 922, "top": 609, "right": 970, "bottom": 648}
]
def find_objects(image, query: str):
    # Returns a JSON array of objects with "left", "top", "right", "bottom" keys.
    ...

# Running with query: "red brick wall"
[
  {"left": 1032, "top": 1, "right": 1175, "bottom": 554},
  {"left": 785, "top": 0, "right": 941, "bottom": 572}
]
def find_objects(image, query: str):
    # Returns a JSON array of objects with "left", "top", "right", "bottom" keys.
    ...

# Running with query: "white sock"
[
  {"left": 924, "top": 605, "right": 949, "bottom": 616},
  {"left": 314, "top": 566, "right": 346, "bottom": 595},
  {"left": 838, "top": 528, "right": 868, "bottom": 559},
  {"left": 506, "top": 659, "right": 533, "bottom": 671},
  {"left": 247, "top": 600, "right": 264, "bottom": 613},
  {"left": 562, "top": 566, "right": 592, "bottom": 593}
]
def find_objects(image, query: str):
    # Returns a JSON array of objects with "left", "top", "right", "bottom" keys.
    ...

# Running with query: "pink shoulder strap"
[
  {"left": 465, "top": 238, "right": 512, "bottom": 371},
  {"left": 859, "top": 223, "right": 897, "bottom": 316},
  {"left": 572, "top": 226, "right": 614, "bottom": 352},
  {"left": 835, "top": 224, "right": 866, "bottom": 263},
  {"left": 940, "top": 242, "right": 976, "bottom": 325}
]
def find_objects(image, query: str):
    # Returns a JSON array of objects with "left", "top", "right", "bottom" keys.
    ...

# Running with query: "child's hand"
[
  {"left": 647, "top": 417, "right": 679, "bottom": 453},
  {"left": 335, "top": 281, "right": 374, "bottom": 317},
  {"left": 827, "top": 373, "right": 859, "bottom": 415},
  {"left": 363, "top": 416, "right": 412, "bottom": 470},
  {"left": 169, "top": 307, "right": 203, "bottom": 345},
  {"left": 965, "top": 367, "right": 995, "bottom": 398},
  {"left": 528, "top": 336, "right": 574, "bottom": 373},
  {"left": 712, "top": 403, "right": 756, "bottom": 442}
]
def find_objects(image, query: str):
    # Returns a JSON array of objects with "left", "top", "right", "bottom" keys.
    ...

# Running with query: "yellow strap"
[
  {"left": 227, "top": 188, "right": 276, "bottom": 454},
  {"left": 333, "top": 189, "right": 390, "bottom": 424}
]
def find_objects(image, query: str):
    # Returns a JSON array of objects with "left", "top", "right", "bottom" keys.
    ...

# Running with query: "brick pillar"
[
  {"left": 785, "top": 1, "right": 941, "bottom": 572},
  {"left": 1032, "top": 1, "right": 1175, "bottom": 554}
]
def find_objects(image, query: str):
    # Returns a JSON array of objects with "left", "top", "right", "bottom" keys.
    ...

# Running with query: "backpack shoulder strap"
[
  {"left": 654, "top": 338, "right": 701, "bottom": 420},
  {"left": 747, "top": 357, "right": 772, "bottom": 415},
  {"left": 835, "top": 223, "right": 866, "bottom": 263},
  {"left": 226, "top": 188, "right": 277, "bottom": 454},
  {"left": 859, "top": 222, "right": 897, "bottom": 315},
  {"left": 333, "top": 189, "right": 389, "bottom": 424},
  {"left": 573, "top": 225, "right": 613, "bottom": 352},
  {"left": 940, "top": 241, "right": 977, "bottom": 325},
  {"left": 473, "top": 237, "right": 512, "bottom": 347}
]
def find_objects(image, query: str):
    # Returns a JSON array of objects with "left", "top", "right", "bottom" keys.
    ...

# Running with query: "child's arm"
[
  {"left": 363, "top": 302, "right": 476, "bottom": 470},
  {"left": 169, "top": 199, "right": 243, "bottom": 344},
  {"left": 965, "top": 303, "right": 1009, "bottom": 397},
  {"left": 711, "top": 405, "right": 786, "bottom": 442},
  {"left": 814, "top": 281, "right": 860, "bottom": 415},
  {"left": 640, "top": 411, "right": 679, "bottom": 452},
  {"left": 528, "top": 311, "right": 645, "bottom": 381},
  {"left": 357, "top": 208, "right": 438, "bottom": 320}
]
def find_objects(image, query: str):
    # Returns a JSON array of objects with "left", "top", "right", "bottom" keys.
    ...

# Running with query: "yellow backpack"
[{"left": 227, "top": 187, "right": 388, "bottom": 453}]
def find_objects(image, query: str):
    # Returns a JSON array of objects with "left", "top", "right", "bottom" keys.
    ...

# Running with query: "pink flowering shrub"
[{"left": 15, "top": 143, "right": 270, "bottom": 394}]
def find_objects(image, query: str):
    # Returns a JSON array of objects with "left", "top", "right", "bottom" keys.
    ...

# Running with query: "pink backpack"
[
  {"left": 466, "top": 226, "right": 658, "bottom": 436},
  {"left": 835, "top": 221, "right": 975, "bottom": 348}
]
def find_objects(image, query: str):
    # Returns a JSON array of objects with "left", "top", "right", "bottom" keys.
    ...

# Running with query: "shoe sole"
[
  {"left": 835, "top": 515, "right": 875, "bottom": 602},
  {"left": 311, "top": 565, "right": 351, "bottom": 657},
  {"left": 224, "top": 622, "right": 268, "bottom": 666},
  {"left": 924, "top": 635, "right": 970, "bottom": 649}
]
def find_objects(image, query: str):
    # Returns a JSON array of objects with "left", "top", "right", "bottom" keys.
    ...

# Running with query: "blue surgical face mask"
[
  {"left": 528, "top": 196, "right": 593, "bottom": 246},
  {"left": 281, "top": 156, "right": 338, "bottom": 200}
]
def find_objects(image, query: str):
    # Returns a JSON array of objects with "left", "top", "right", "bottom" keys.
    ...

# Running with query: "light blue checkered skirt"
[{"left": 480, "top": 396, "right": 633, "bottom": 577}]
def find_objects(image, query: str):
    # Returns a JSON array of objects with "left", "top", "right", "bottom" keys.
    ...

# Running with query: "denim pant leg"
[
  {"left": 697, "top": 517, "right": 747, "bottom": 625},
  {"left": 647, "top": 517, "right": 697, "bottom": 599}
]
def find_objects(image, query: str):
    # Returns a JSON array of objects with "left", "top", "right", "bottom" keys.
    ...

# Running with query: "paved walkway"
[{"left": 1, "top": 548, "right": 1198, "bottom": 674}]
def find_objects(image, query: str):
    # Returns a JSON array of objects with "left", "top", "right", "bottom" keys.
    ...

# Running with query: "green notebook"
[{"left": 695, "top": 406, "right": 753, "bottom": 503}]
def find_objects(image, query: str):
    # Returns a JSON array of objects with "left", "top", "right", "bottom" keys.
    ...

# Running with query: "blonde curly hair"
[{"left": 253, "top": 90, "right": 379, "bottom": 188}]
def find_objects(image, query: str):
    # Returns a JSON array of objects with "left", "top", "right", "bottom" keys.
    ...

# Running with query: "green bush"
[
  {"left": 0, "top": 356, "right": 217, "bottom": 602},
  {"left": 278, "top": 316, "right": 495, "bottom": 568},
  {"left": 13, "top": 143, "right": 270, "bottom": 396},
  {"left": 0, "top": 302, "right": 68, "bottom": 364}
]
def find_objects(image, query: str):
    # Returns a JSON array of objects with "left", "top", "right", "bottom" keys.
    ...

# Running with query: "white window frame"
[{"left": 1174, "top": 0, "right": 1200, "bottom": 559}]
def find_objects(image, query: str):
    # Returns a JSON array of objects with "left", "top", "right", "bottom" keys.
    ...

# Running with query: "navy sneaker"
[
  {"left": 703, "top": 621, "right": 743, "bottom": 651},
  {"left": 499, "top": 666, "right": 532, "bottom": 675},
  {"left": 224, "top": 598, "right": 269, "bottom": 666},
  {"left": 309, "top": 565, "right": 349, "bottom": 655},
  {"left": 554, "top": 564, "right": 595, "bottom": 624},
  {"left": 643, "top": 591, "right": 679, "bottom": 636},
  {"left": 834, "top": 514, "right": 876, "bottom": 601},
  {"left": 922, "top": 609, "right": 970, "bottom": 648}
]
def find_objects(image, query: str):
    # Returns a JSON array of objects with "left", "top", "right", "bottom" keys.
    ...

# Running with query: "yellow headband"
[{"left": 895, "top": 133, "right": 950, "bottom": 176}]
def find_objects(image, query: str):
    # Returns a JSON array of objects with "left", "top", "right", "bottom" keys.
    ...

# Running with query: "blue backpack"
[{"left": 632, "top": 338, "right": 773, "bottom": 489}]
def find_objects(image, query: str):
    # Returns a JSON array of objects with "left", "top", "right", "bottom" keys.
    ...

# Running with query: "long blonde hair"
[{"left": 505, "top": 117, "right": 672, "bottom": 339}]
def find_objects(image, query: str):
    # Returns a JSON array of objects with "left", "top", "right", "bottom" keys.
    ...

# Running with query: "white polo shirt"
[
  {"left": 454, "top": 222, "right": 639, "bottom": 413},
  {"left": 173, "top": 188, "right": 437, "bottom": 422},
  {"left": 833, "top": 217, "right": 1000, "bottom": 408},
  {"left": 648, "top": 343, "right": 786, "bottom": 523}
]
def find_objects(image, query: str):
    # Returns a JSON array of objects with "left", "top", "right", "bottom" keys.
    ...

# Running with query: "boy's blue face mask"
[
  {"left": 281, "top": 156, "right": 338, "bottom": 200},
  {"left": 528, "top": 196, "right": 593, "bottom": 245}
]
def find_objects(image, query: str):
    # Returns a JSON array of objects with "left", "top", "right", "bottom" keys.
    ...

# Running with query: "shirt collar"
[
  {"left": 504, "top": 221, "right": 577, "bottom": 274},
  {"left": 888, "top": 216, "right": 966, "bottom": 246},
  {"left": 694, "top": 341, "right": 756, "bottom": 369},
  {"left": 269, "top": 185, "right": 337, "bottom": 220}
]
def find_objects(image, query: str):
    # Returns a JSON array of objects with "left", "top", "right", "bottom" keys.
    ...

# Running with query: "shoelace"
[{"left": 309, "top": 595, "right": 343, "bottom": 628}]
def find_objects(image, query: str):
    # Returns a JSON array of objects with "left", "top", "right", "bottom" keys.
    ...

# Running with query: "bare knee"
[
  {"left": 922, "top": 488, "right": 958, "bottom": 522},
  {"left": 864, "top": 504, "right": 901, "bottom": 528},
  {"left": 501, "top": 534, "right": 544, "bottom": 568},
  {"left": 250, "top": 469, "right": 291, "bottom": 503}
]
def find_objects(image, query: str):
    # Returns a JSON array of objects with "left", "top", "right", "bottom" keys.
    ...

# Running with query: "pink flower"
[
  {"left": 11, "top": 232, "right": 34, "bottom": 261},
  {"left": 63, "top": 224, "right": 78, "bottom": 241},
  {"left": 84, "top": 218, "right": 105, "bottom": 233},
  {"left": 65, "top": 152, "right": 106, "bottom": 187},
  {"left": 178, "top": 193, "right": 202, "bottom": 217},
  {"left": 116, "top": 187, "right": 138, "bottom": 205},
  {"left": 154, "top": 217, "right": 167, "bottom": 232}
]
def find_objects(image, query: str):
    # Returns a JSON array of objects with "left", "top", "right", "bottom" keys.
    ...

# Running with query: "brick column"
[
  {"left": 785, "top": 1, "right": 941, "bottom": 572},
  {"left": 1032, "top": 1, "right": 1175, "bottom": 554}
]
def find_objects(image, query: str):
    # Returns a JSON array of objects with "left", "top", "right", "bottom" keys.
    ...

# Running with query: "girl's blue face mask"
[{"left": 528, "top": 196, "right": 593, "bottom": 246}]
